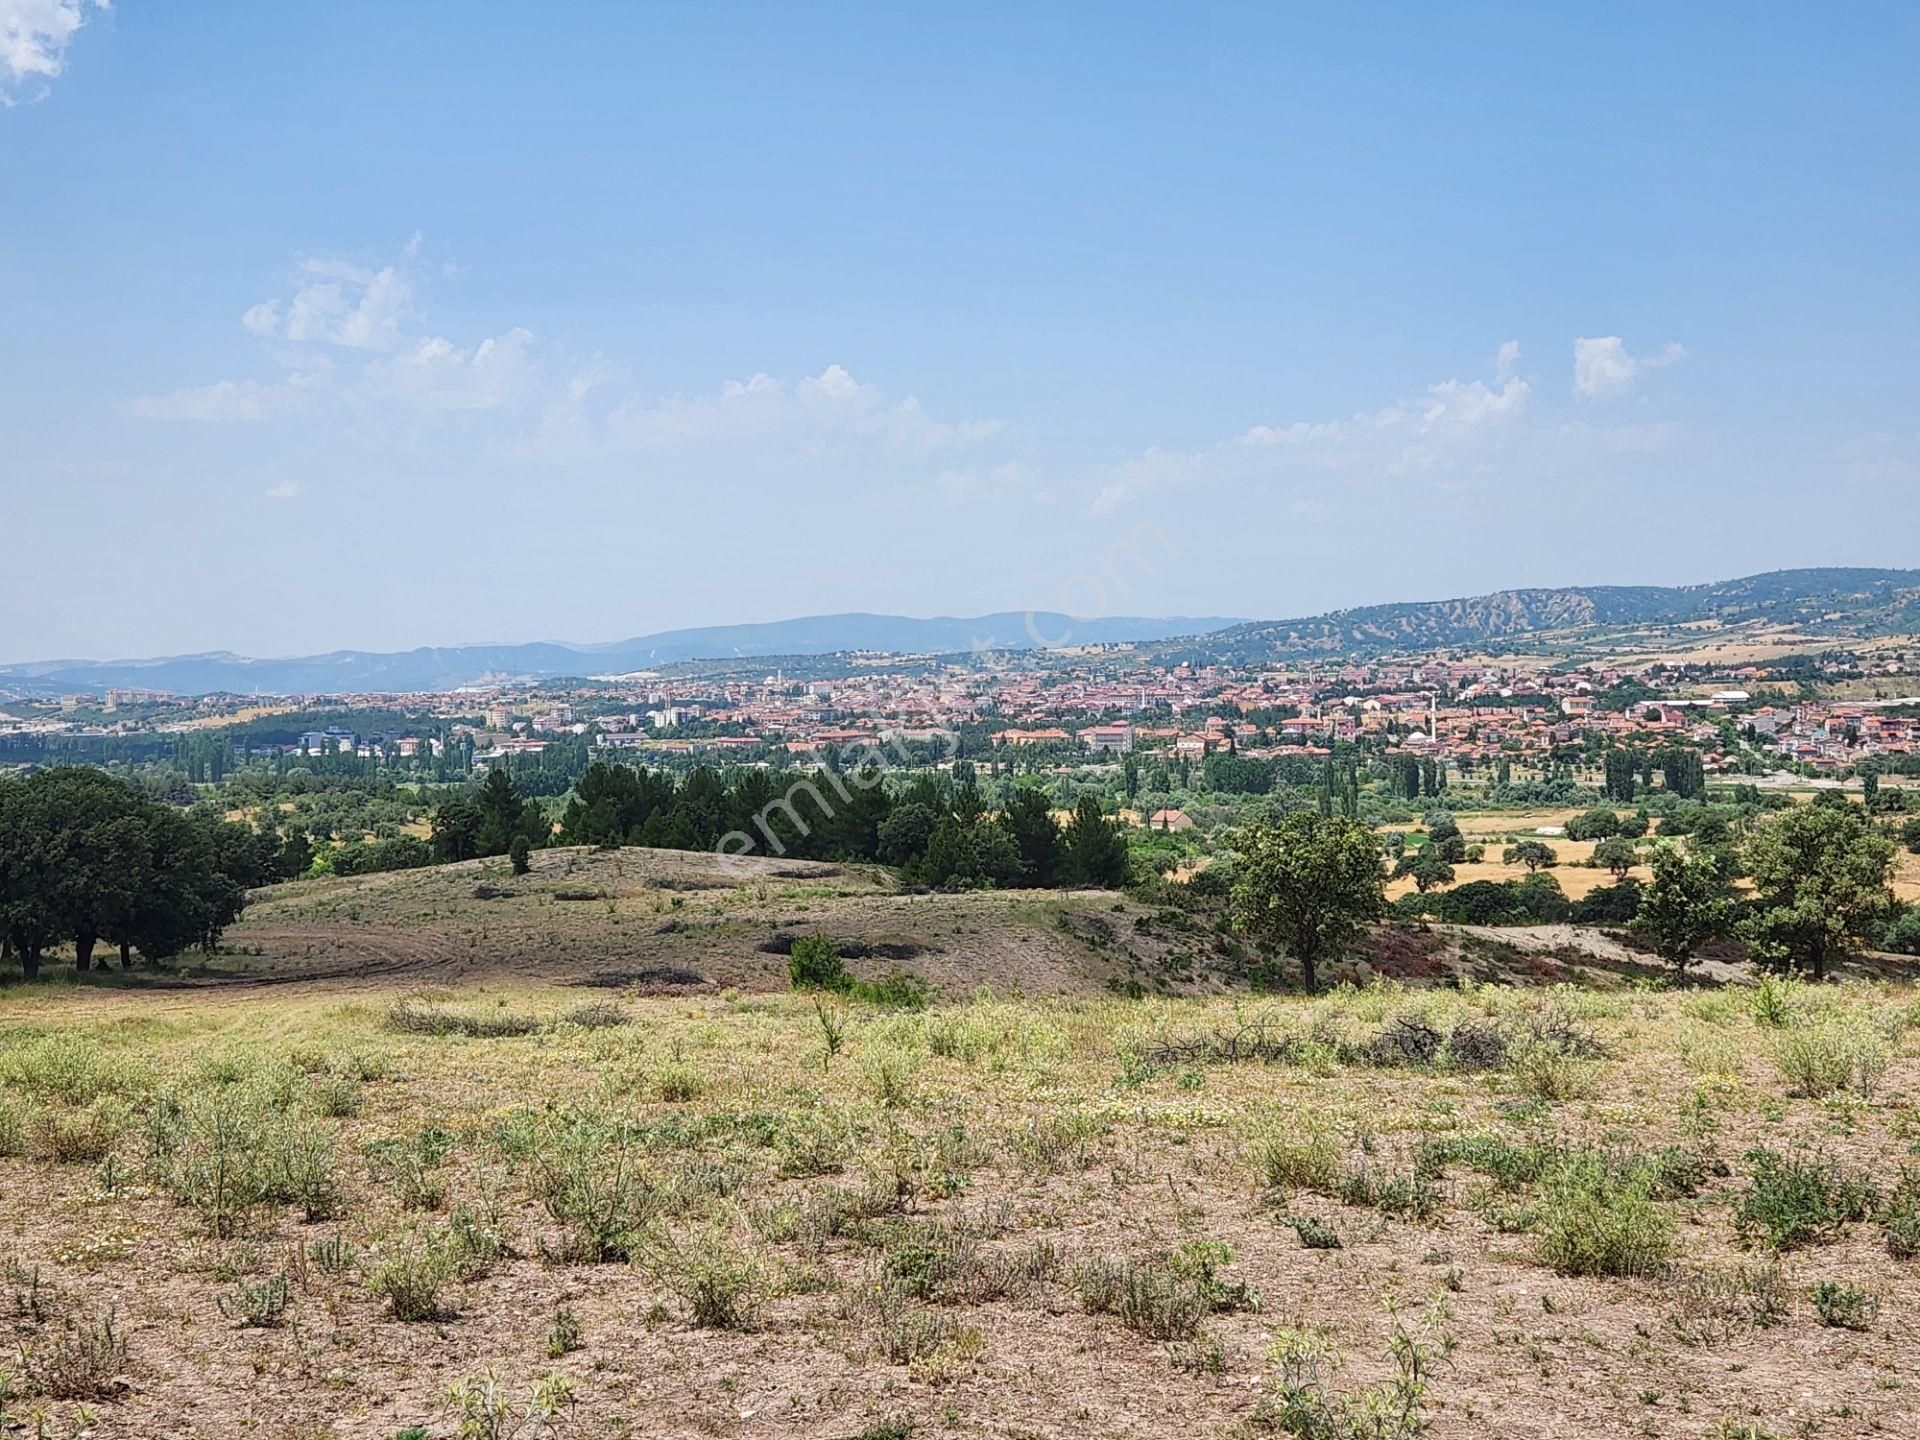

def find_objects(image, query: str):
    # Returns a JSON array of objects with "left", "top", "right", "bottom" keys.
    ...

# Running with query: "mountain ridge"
[
  {"left": 1151, "top": 566, "right": 1920, "bottom": 665},
  {"left": 8, "top": 568, "right": 1920, "bottom": 697},
  {"left": 0, "top": 612, "right": 1246, "bottom": 696}
]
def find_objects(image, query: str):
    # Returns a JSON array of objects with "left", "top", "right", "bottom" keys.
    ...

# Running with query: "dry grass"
[{"left": 2, "top": 971, "right": 1920, "bottom": 1437}]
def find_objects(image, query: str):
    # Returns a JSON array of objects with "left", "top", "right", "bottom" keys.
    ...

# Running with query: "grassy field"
[
  {"left": 189, "top": 846, "right": 1227, "bottom": 999},
  {"left": 4, "top": 966, "right": 1920, "bottom": 1438}
]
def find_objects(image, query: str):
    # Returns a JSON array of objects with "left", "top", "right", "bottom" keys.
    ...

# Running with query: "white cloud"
[
  {"left": 240, "top": 301, "right": 280, "bottom": 338},
  {"left": 602, "top": 363, "right": 999, "bottom": 461},
  {"left": 1572, "top": 335, "right": 1686, "bottom": 398},
  {"left": 282, "top": 263, "right": 413, "bottom": 351},
  {"left": 128, "top": 241, "right": 1004, "bottom": 499},
  {"left": 1086, "top": 348, "right": 1678, "bottom": 515},
  {"left": 1495, "top": 340, "right": 1520, "bottom": 381},
  {"left": 362, "top": 328, "right": 540, "bottom": 413},
  {"left": 123, "top": 375, "right": 322, "bottom": 422},
  {"left": 0, "top": 0, "right": 104, "bottom": 105},
  {"left": 264, "top": 481, "right": 300, "bottom": 500}
]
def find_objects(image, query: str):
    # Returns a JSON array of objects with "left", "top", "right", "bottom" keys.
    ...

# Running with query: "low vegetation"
[{"left": 1, "top": 973, "right": 1918, "bottom": 1436}]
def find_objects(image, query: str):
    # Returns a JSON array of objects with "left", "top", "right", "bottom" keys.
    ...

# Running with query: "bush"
[
  {"left": 1771, "top": 1021, "right": 1887, "bottom": 1098},
  {"left": 27, "top": 1304, "right": 129, "bottom": 1400},
  {"left": 219, "top": 1272, "right": 292, "bottom": 1329},
  {"left": 385, "top": 1000, "right": 543, "bottom": 1039},
  {"left": 641, "top": 1225, "right": 768, "bottom": 1329},
  {"left": 1812, "top": 1280, "right": 1880, "bottom": 1330},
  {"left": 1571, "top": 878, "right": 1642, "bottom": 925},
  {"left": 368, "top": 1230, "right": 456, "bottom": 1321},
  {"left": 788, "top": 934, "right": 850, "bottom": 992},
  {"left": 1535, "top": 1157, "right": 1675, "bottom": 1277},
  {"left": 1254, "top": 1128, "right": 1342, "bottom": 1196},
  {"left": 1565, "top": 808, "right": 1621, "bottom": 841},
  {"left": 29, "top": 1102, "right": 125, "bottom": 1164},
  {"left": 1289, "top": 1216, "right": 1342, "bottom": 1249},
  {"left": 1751, "top": 974, "right": 1800, "bottom": 1028},
  {"left": 528, "top": 1113, "right": 654, "bottom": 1263},
  {"left": 1735, "top": 1148, "right": 1877, "bottom": 1250},
  {"left": 1884, "top": 1168, "right": 1920, "bottom": 1259},
  {"left": 1881, "top": 906, "right": 1920, "bottom": 957}
]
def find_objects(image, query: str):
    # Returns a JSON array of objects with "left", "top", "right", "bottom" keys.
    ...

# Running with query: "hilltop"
[
  {"left": 1151, "top": 566, "right": 1920, "bottom": 665},
  {"left": 0, "top": 611, "right": 1245, "bottom": 698}
]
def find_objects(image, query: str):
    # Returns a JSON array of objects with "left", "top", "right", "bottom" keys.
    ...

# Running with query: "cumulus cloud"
[
  {"left": 1085, "top": 348, "right": 1678, "bottom": 515},
  {"left": 240, "top": 301, "right": 280, "bottom": 338},
  {"left": 281, "top": 262, "right": 414, "bottom": 351},
  {"left": 1572, "top": 335, "right": 1686, "bottom": 398},
  {"left": 602, "top": 363, "right": 999, "bottom": 461},
  {"left": 0, "top": 0, "right": 104, "bottom": 104},
  {"left": 124, "top": 375, "right": 323, "bottom": 422},
  {"left": 127, "top": 239, "right": 1002, "bottom": 496},
  {"left": 362, "top": 328, "right": 540, "bottom": 414}
]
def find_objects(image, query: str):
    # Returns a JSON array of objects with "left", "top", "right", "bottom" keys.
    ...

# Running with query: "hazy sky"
[{"left": 4, "top": 3, "right": 1918, "bottom": 660}]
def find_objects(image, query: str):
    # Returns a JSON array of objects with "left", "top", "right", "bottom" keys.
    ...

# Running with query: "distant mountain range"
[
  {"left": 0, "top": 612, "right": 1246, "bottom": 697},
  {"left": 1149, "top": 567, "right": 1920, "bottom": 666},
  {"left": 7, "top": 567, "right": 1919, "bottom": 698}
]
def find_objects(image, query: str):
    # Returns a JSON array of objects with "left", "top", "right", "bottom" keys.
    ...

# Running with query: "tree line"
[
  {"left": 1218, "top": 795, "right": 1910, "bottom": 992},
  {"left": 0, "top": 768, "right": 279, "bottom": 979},
  {"left": 543, "top": 759, "right": 1130, "bottom": 889}
]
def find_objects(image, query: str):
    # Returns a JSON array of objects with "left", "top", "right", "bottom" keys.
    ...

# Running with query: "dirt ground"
[
  {"left": 4, "top": 976, "right": 1920, "bottom": 1439},
  {"left": 193, "top": 846, "right": 1220, "bottom": 999}
]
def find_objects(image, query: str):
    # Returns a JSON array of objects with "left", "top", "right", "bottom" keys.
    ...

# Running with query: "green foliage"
[
  {"left": 1502, "top": 839, "right": 1558, "bottom": 872},
  {"left": 1811, "top": 1280, "right": 1880, "bottom": 1330},
  {"left": 0, "top": 767, "right": 255, "bottom": 977},
  {"left": 1734, "top": 1148, "right": 1877, "bottom": 1250},
  {"left": 1534, "top": 1156, "right": 1675, "bottom": 1277},
  {"left": 1565, "top": 807, "right": 1621, "bottom": 842},
  {"left": 1635, "top": 845, "right": 1728, "bottom": 976},
  {"left": 1230, "top": 813, "right": 1383, "bottom": 992},
  {"left": 788, "top": 933, "right": 849, "bottom": 991},
  {"left": 1255, "top": 1307, "right": 1448, "bottom": 1440},
  {"left": 1741, "top": 805, "right": 1897, "bottom": 980},
  {"left": 1062, "top": 795, "right": 1130, "bottom": 888},
  {"left": 1590, "top": 836, "right": 1637, "bottom": 877},
  {"left": 1881, "top": 1168, "right": 1920, "bottom": 1259}
]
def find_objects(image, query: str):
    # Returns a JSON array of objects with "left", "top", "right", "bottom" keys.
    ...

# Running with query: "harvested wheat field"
[{"left": 4, "top": 971, "right": 1920, "bottom": 1440}]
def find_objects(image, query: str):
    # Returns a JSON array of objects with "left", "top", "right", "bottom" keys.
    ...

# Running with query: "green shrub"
[
  {"left": 1253, "top": 1128, "right": 1342, "bottom": 1196},
  {"left": 368, "top": 1230, "right": 456, "bottom": 1321},
  {"left": 545, "top": 1305, "right": 582, "bottom": 1357},
  {"left": 1289, "top": 1216, "right": 1342, "bottom": 1249},
  {"left": 219, "top": 1272, "right": 292, "bottom": 1329},
  {"left": 1771, "top": 1021, "right": 1887, "bottom": 1098},
  {"left": 1535, "top": 1157, "right": 1674, "bottom": 1277},
  {"left": 1811, "top": 1280, "right": 1880, "bottom": 1330},
  {"left": 788, "top": 934, "right": 850, "bottom": 992},
  {"left": 310, "top": 1072, "right": 364, "bottom": 1118},
  {"left": 1735, "top": 1148, "right": 1877, "bottom": 1250},
  {"left": 1072, "top": 1242, "right": 1256, "bottom": 1342},
  {"left": 1666, "top": 1261, "right": 1791, "bottom": 1344},
  {"left": 1751, "top": 974, "right": 1800, "bottom": 1028},
  {"left": 1883, "top": 1168, "right": 1920, "bottom": 1259},
  {"left": 527, "top": 1113, "right": 654, "bottom": 1263},
  {"left": 27, "top": 1303, "right": 129, "bottom": 1400},
  {"left": 29, "top": 1102, "right": 125, "bottom": 1165},
  {"left": 385, "top": 1000, "right": 542, "bottom": 1038},
  {"left": 641, "top": 1225, "right": 768, "bottom": 1329}
]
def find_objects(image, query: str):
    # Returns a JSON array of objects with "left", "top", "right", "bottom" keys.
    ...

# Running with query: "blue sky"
[{"left": 4, "top": 3, "right": 1918, "bottom": 659}]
